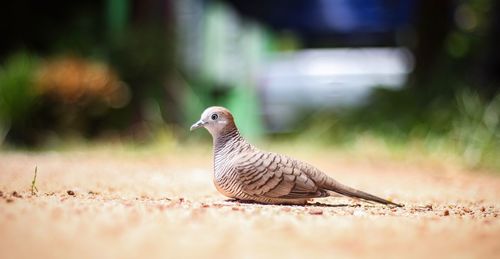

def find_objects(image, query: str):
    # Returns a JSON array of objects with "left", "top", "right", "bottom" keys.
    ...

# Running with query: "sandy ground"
[{"left": 0, "top": 146, "right": 499, "bottom": 259}]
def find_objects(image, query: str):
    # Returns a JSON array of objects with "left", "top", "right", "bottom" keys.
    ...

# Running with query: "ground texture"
[{"left": 0, "top": 146, "right": 499, "bottom": 258}]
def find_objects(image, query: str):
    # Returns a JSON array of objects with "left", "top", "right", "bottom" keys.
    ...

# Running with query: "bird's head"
[{"left": 190, "top": 106, "right": 236, "bottom": 137}]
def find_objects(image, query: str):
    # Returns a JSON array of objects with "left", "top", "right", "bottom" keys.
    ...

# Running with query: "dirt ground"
[{"left": 0, "top": 145, "right": 499, "bottom": 259}]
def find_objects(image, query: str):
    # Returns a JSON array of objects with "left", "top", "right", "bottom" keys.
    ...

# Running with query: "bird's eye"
[{"left": 211, "top": 114, "right": 218, "bottom": 120}]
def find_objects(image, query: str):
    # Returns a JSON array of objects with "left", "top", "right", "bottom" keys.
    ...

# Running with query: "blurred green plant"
[
  {"left": 31, "top": 165, "right": 39, "bottom": 195},
  {"left": 453, "top": 90, "right": 500, "bottom": 168},
  {"left": 294, "top": 88, "right": 500, "bottom": 171},
  {"left": 0, "top": 52, "right": 39, "bottom": 144}
]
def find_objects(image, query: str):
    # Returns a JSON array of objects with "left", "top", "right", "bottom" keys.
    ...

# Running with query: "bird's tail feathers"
[{"left": 326, "top": 180, "right": 403, "bottom": 207}]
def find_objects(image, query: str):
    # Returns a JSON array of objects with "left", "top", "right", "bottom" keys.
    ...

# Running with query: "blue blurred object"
[
  {"left": 317, "top": 0, "right": 415, "bottom": 33},
  {"left": 227, "top": 0, "right": 416, "bottom": 45}
]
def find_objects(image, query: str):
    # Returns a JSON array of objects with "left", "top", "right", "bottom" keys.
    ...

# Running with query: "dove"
[{"left": 190, "top": 106, "right": 402, "bottom": 206}]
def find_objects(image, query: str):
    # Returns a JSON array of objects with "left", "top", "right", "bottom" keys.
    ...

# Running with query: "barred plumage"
[{"left": 191, "top": 106, "right": 402, "bottom": 207}]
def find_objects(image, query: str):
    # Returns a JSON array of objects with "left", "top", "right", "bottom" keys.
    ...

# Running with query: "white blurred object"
[{"left": 259, "top": 48, "right": 414, "bottom": 132}]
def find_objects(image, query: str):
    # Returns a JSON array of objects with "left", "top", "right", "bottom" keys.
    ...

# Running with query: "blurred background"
[{"left": 0, "top": 0, "right": 499, "bottom": 169}]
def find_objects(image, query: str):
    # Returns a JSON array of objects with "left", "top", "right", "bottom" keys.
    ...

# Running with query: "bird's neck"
[{"left": 213, "top": 128, "right": 252, "bottom": 166}]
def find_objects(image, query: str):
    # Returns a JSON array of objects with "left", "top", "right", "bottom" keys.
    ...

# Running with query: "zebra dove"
[{"left": 190, "top": 106, "right": 402, "bottom": 207}]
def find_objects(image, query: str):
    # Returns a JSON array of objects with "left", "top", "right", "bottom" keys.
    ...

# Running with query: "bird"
[{"left": 190, "top": 106, "right": 402, "bottom": 207}]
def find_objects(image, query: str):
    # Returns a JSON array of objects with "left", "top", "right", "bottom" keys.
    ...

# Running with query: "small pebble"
[
  {"left": 67, "top": 190, "right": 75, "bottom": 196},
  {"left": 0, "top": 190, "right": 3, "bottom": 197},
  {"left": 156, "top": 204, "right": 167, "bottom": 211},
  {"left": 480, "top": 207, "right": 486, "bottom": 212},
  {"left": 309, "top": 208, "right": 323, "bottom": 215},
  {"left": 12, "top": 191, "right": 22, "bottom": 198},
  {"left": 6, "top": 198, "right": 14, "bottom": 203},
  {"left": 443, "top": 210, "right": 450, "bottom": 216},
  {"left": 425, "top": 204, "right": 433, "bottom": 210}
]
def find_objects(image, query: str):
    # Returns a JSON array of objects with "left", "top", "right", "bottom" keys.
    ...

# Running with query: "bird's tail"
[{"left": 325, "top": 179, "right": 403, "bottom": 207}]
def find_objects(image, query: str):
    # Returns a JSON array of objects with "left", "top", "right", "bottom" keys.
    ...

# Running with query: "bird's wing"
[{"left": 234, "top": 151, "right": 325, "bottom": 199}]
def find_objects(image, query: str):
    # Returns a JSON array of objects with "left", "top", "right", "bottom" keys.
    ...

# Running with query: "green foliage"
[
  {"left": 453, "top": 90, "right": 500, "bottom": 168},
  {"left": 295, "top": 87, "right": 500, "bottom": 171},
  {"left": 106, "top": 26, "right": 173, "bottom": 129},
  {"left": 0, "top": 52, "right": 39, "bottom": 143}
]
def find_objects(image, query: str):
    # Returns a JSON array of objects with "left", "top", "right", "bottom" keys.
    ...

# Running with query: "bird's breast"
[{"left": 213, "top": 177, "right": 234, "bottom": 198}]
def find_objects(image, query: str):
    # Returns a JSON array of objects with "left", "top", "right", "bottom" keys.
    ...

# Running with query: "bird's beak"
[{"left": 190, "top": 119, "right": 206, "bottom": 131}]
